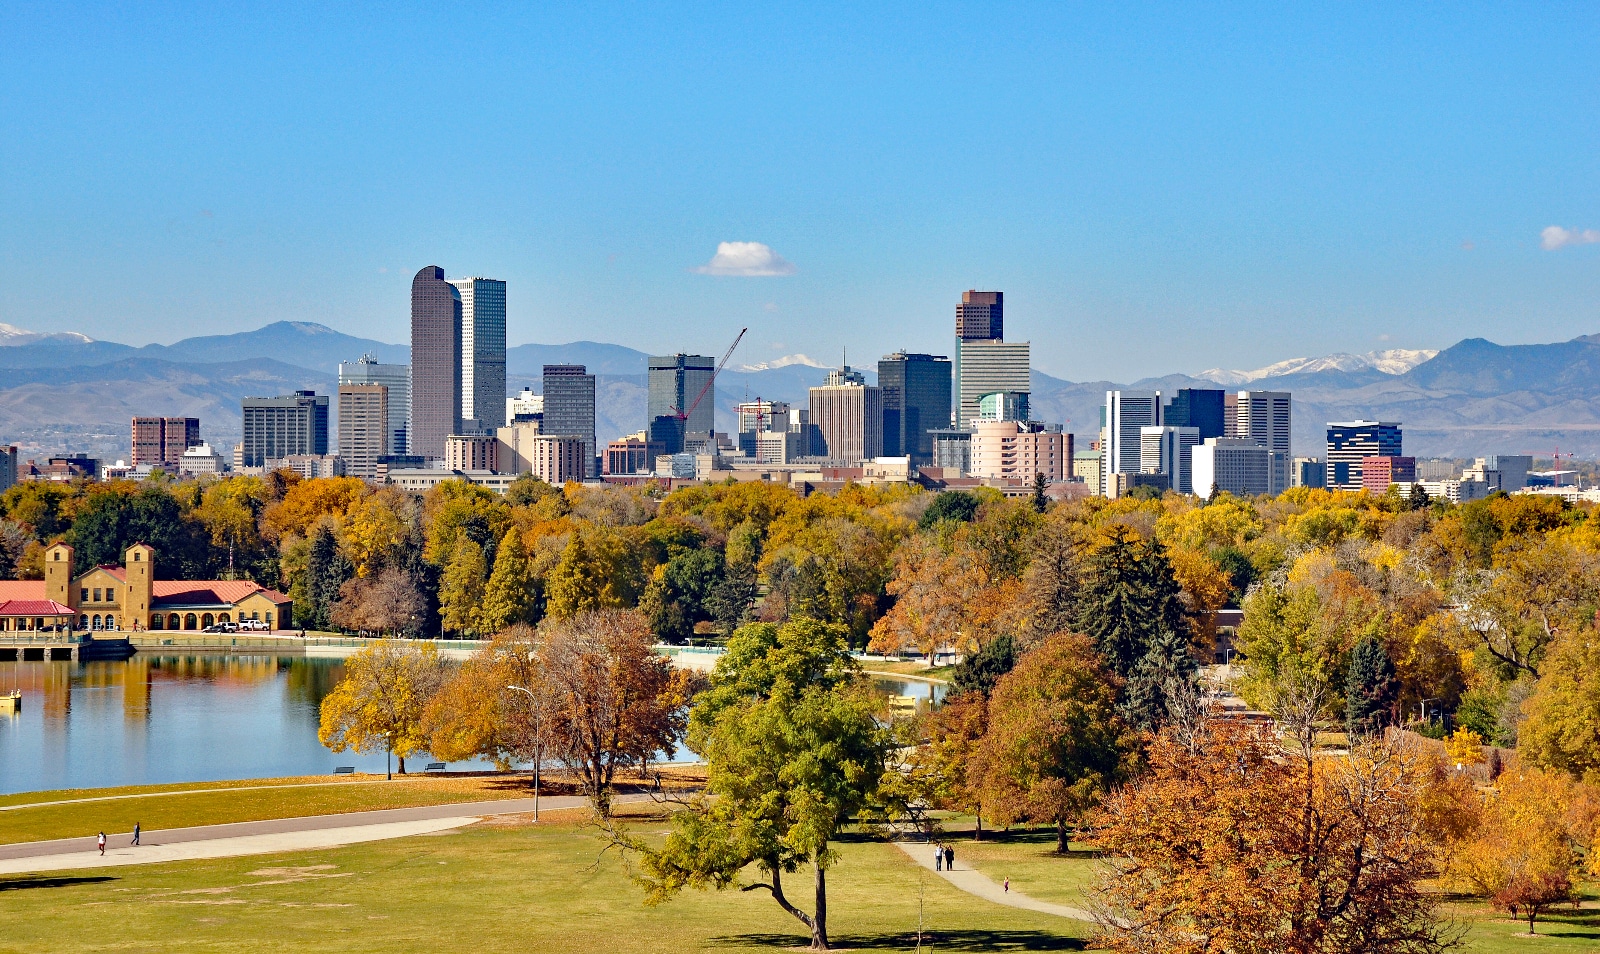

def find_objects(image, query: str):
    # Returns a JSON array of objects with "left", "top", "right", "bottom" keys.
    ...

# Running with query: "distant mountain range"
[{"left": 2, "top": 320, "right": 1600, "bottom": 462}]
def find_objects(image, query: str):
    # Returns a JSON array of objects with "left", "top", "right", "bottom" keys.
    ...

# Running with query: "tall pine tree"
[
  {"left": 1345, "top": 636, "right": 1398, "bottom": 738},
  {"left": 306, "top": 524, "right": 353, "bottom": 632},
  {"left": 479, "top": 529, "right": 537, "bottom": 633}
]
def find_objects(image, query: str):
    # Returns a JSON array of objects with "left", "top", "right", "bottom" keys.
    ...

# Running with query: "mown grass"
[{"left": 0, "top": 809, "right": 1090, "bottom": 953}]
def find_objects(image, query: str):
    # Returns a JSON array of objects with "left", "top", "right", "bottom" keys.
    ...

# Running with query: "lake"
[{"left": 0, "top": 656, "right": 948, "bottom": 794}]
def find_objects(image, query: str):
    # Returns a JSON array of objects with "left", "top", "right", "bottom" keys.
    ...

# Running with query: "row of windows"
[{"left": 72, "top": 611, "right": 275, "bottom": 631}]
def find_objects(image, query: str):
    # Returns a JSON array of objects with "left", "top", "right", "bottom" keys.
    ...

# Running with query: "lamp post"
[{"left": 507, "top": 684, "right": 543, "bottom": 821}]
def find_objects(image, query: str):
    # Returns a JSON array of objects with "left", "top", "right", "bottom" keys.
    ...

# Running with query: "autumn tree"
[
  {"left": 1449, "top": 767, "right": 1580, "bottom": 935},
  {"left": 480, "top": 529, "right": 538, "bottom": 632},
  {"left": 318, "top": 639, "right": 446, "bottom": 773},
  {"left": 1518, "top": 626, "right": 1600, "bottom": 781},
  {"left": 302, "top": 524, "right": 353, "bottom": 631},
  {"left": 630, "top": 619, "right": 887, "bottom": 951},
  {"left": 330, "top": 567, "right": 426, "bottom": 635},
  {"left": 539, "top": 609, "right": 689, "bottom": 813},
  {"left": 424, "top": 624, "right": 544, "bottom": 767},
  {"left": 438, "top": 536, "right": 488, "bottom": 636},
  {"left": 1093, "top": 720, "right": 1458, "bottom": 954},
  {"left": 977, "top": 631, "right": 1135, "bottom": 852}
]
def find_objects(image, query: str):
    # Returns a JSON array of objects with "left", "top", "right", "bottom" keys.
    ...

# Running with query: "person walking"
[
  {"left": 1004, "top": 877, "right": 1010, "bottom": 893},
  {"left": 944, "top": 844, "right": 955, "bottom": 871},
  {"left": 933, "top": 841, "right": 943, "bottom": 872},
  {"left": 131, "top": 822, "right": 140, "bottom": 847},
  {"left": 96, "top": 832, "right": 106, "bottom": 856}
]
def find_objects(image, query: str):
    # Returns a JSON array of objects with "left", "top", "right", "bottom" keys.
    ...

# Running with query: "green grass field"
[{"left": 0, "top": 812, "right": 1090, "bottom": 953}]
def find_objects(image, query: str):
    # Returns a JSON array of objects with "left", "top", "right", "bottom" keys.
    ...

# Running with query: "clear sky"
[{"left": 1, "top": 3, "right": 1596, "bottom": 381}]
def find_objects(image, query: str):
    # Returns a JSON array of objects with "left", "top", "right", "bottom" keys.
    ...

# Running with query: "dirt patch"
[{"left": 247, "top": 865, "right": 337, "bottom": 877}]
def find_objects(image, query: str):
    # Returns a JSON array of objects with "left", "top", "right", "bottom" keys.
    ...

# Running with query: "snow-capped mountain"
[
  {"left": 738, "top": 353, "right": 830, "bottom": 372},
  {"left": 1198, "top": 349, "right": 1437, "bottom": 385},
  {"left": 0, "top": 322, "right": 94, "bottom": 346}
]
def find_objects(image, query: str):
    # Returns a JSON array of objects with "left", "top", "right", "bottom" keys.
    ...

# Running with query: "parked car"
[{"left": 237, "top": 619, "right": 269, "bottom": 632}]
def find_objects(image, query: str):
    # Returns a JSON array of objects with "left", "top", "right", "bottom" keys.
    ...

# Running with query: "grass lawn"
[
  {"left": 1449, "top": 888, "right": 1600, "bottom": 952},
  {"left": 860, "top": 661, "right": 955, "bottom": 681},
  {"left": 0, "top": 774, "right": 578, "bottom": 845},
  {"left": 0, "top": 809, "right": 1090, "bottom": 953},
  {"left": 937, "top": 827, "right": 1099, "bottom": 909}
]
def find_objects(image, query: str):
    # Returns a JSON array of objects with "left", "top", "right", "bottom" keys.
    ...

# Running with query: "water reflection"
[{"left": 0, "top": 657, "right": 949, "bottom": 795}]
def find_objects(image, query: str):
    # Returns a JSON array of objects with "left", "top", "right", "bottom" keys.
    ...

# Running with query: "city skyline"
[{"left": 1, "top": 7, "right": 1596, "bottom": 383}]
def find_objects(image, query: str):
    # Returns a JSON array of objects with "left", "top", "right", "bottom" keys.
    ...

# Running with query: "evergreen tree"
[
  {"left": 306, "top": 524, "right": 353, "bottom": 632},
  {"left": 1031, "top": 472, "right": 1049, "bottom": 514},
  {"left": 479, "top": 530, "right": 537, "bottom": 633},
  {"left": 952, "top": 632, "right": 1017, "bottom": 697},
  {"left": 918, "top": 490, "right": 981, "bottom": 529},
  {"left": 439, "top": 536, "right": 488, "bottom": 636},
  {"left": 1344, "top": 636, "right": 1399, "bottom": 738},
  {"left": 1123, "top": 622, "right": 1199, "bottom": 732}
]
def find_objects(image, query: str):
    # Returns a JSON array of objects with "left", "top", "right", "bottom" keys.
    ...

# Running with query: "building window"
[
  {"left": 149, "top": 615, "right": 162, "bottom": 630},
  {"left": 93, "top": 588, "right": 102, "bottom": 603},
  {"left": 219, "top": 613, "right": 230, "bottom": 623},
  {"left": 168, "top": 613, "right": 180, "bottom": 629},
  {"left": 79, "top": 615, "right": 89, "bottom": 628},
  {"left": 81, "top": 589, "right": 88, "bottom": 603},
  {"left": 202, "top": 614, "right": 214, "bottom": 627},
  {"left": 91, "top": 615, "right": 101, "bottom": 630},
  {"left": 184, "top": 614, "right": 198, "bottom": 630}
]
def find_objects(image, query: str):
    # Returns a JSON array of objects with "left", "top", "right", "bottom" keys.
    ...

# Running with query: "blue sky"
[{"left": 1, "top": 3, "right": 1596, "bottom": 381}]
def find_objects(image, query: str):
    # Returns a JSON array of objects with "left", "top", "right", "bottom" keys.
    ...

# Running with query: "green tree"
[
  {"left": 951, "top": 631, "right": 1016, "bottom": 697},
  {"left": 304, "top": 524, "right": 353, "bottom": 631},
  {"left": 1345, "top": 635, "right": 1399, "bottom": 738},
  {"left": 1031, "top": 471, "right": 1049, "bottom": 514},
  {"left": 919, "top": 490, "right": 981, "bottom": 529},
  {"left": 439, "top": 536, "right": 488, "bottom": 636},
  {"left": 640, "top": 548, "right": 725, "bottom": 644},
  {"left": 631, "top": 620, "right": 888, "bottom": 950},
  {"left": 480, "top": 530, "right": 538, "bottom": 633}
]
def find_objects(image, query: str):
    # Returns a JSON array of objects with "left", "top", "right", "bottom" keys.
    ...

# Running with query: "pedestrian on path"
[
  {"left": 97, "top": 832, "right": 106, "bottom": 856},
  {"left": 933, "top": 841, "right": 943, "bottom": 871},
  {"left": 1004, "top": 877, "right": 1010, "bottom": 893},
  {"left": 944, "top": 845, "right": 955, "bottom": 871},
  {"left": 131, "top": 823, "right": 140, "bottom": 847}
]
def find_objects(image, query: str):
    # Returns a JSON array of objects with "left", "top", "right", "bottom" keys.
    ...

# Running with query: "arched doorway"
[
  {"left": 201, "top": 613, "right": 214, "bottom": 628},
  {"left": 184, "top": 614, "right": 198, "bottom": 630},
  {"left": 167, "top": 613, "right": 180, "bottom": 630}
]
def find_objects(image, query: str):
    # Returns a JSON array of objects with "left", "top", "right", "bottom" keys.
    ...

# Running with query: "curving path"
[
  {"left": 0, "top": 794, "right": 642, "bottom": 876},
  {"left": 893, "top": 841, "right": 1095, "bottom": 922}
]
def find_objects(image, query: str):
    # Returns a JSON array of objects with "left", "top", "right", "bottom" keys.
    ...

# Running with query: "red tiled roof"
[
  {"left": 91, "top": 566, "right": 128, "bottom": 581},
  {"left": 152, "top": 580, "right": 276, "bottom": 604},
  {"left": 0, "top": 581, "right": 45, "bottom": 601},
  {"left": 0, "top": 599, "right": 74, "bottom": 617}
]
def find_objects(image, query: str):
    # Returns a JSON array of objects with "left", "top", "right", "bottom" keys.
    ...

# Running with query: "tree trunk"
[
  {"left": 397, "top": 756, "right": 406, "bottom": 774},
  {"left": 974, "top": 810, "right": 983, "bottom": 842},
  {"left": 1056, "top": 818, "right": 1068, "bottom": 854},
  {"left": 812, "top": 862, "right": 829, "bottom": 951}
]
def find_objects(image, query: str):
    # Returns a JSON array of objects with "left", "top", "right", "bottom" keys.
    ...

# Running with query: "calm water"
[{"left": 0, "top": 657, "right": 947, "bottom": 794}]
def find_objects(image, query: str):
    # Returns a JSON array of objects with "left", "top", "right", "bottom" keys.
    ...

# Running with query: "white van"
[{"left": 237, "top": 619, "right": 269, "bottom": 632}]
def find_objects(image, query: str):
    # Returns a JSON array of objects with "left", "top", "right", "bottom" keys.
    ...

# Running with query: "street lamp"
[
  {"left": 507, "top": 684, "right": 543, "bottom": 821},
  {"left": 385, "top": 730, "right": 393, "bottom": 781}
]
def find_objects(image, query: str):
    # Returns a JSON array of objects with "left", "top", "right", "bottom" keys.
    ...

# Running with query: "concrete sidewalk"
[
  {"left": 893, "top": 842, "right": 1095, "bottom": 922},
  {"left": 0, "top": 794, "right": 629, "bottom": 875}
]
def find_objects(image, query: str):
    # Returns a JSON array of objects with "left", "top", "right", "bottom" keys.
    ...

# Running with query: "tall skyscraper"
[
  {"left": 1164, "top": 389, "right": 1226, "bottom": 440},
  {"left": 337, "top": 385, "right": 389, "bottom": 478},
  {"left": 241, "top": 391, "right": 329, "bottom": 467},
  {"left": 1102, "top": 390, "right": 1162, "bottom": 495},
  {"left": 410, "top": 266, "right": 462, "bottom": 461},
  {"left": 131, "top": 417, "right": 200, "bottom": 468},
  {"left": 542, "top": 364, "right": 597, "bottom": 478},
  {"left": 1140, "top": 425, "right": 1201, "bottom": 494},
  {"left": 809, "top": 376, "right": 883, "bottom": 463},
  {"left": 877, "top": 352, "right": 951, "bottom": 462},
  {"left": 1326, "top": 421, "right": 1402, "bottom": 491},
  {"left": 1236, "top": 391, "right": 1291, "bottom": 455},
  {"left": 647, "top": 354, "right": 716, "bottom": 454},
  {"left": 956, "top": 340, "right": 1030, "bottom": 428},
  {"left": 448, "top": 277, "right": 506, "bottom": 434},
  {"left": 953, "top": 290, "right": 1028, "bottom": 429},
  {"left": 339, "top": 354, "right": 410, "bottom": 455}
]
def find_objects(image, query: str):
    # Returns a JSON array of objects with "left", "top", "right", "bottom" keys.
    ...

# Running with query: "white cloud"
[
  {"left": 1541, "top": 226, "right": 1600, "bottom": 251},
  {"left": 692, "top": 241, "right": 796, "bottom": 276}
]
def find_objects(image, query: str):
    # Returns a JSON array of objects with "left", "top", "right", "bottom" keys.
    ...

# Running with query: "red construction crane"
[{"left": 671, "top": 327, "right": 747, "bottom": 431}]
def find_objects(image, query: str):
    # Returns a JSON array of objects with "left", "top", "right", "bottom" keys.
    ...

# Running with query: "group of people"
[
  {"left": 95, "top": 822, "right": 139, "bottom": 856},
  {"left": 931, "top": 840, "right": 955, "bottom": 872}
]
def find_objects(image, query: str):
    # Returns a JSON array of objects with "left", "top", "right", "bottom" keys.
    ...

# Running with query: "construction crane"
[{"left": 670, "top": 327, "right": 747, "bottom": 438}]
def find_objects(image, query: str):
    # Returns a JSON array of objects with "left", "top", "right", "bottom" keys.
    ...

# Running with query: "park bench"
[
  {"left": 333, "top": 766, "right": 355, "bottom": 775},
  {"left": 424, "top": 762, "right": 447, "bottom": 773}
]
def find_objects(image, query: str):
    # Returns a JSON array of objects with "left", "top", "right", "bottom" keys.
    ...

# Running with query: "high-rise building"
[
  {"left": 1361, "top": 456, "right": 1416, "bottom": 494},
  {"left": 1325, "top": 421, "right": 1402, "bottom": 491},
  {"left": 241, "top": 391, "right": 329, "bottom": 467},
  {"left": 526, "top": 436, "right": 586, "bottom": 485},
  {"left": 337, "top": 385, "right": 389, "bottom": 478},
  {"left": 734, "top": 400, "right": 791, "bottom": 458},
  {"left": 1193, "top": 438, "right": 1275, "bottom": 499},
  {"left": 410, "top": 266, "right": 463, "bottom": 460},
  {"left": 339, "top": 354, "right": 410, "bottom": 455},
  {"left": 1140, "top": 425, "right": 1201, "bottom": 494},
  {"left": 542, "top": 364, "right": 597, "bottom": 477},
  {"left": 0, "top": 444, "right": 16, "bottom": 493},
  {"left": 1103, "top": 390, "right": 1162, "bottom": 496},
  {"left": 955, "top": 290, "right": 1003, "bottom": 341},
  {"left": 877, "top": 352, "right": 951, "bottom": 462},
  {"left": 970, "top": 421, "right": 1069, "bottom": 481},
  {"left": 1292, "top": 457, "right": 1326, "bottom": 488},
  {"left": 956, "top": 340, "right": 1030, "bottom": 428},
  {"left": 809, "top": 377, "right": 883, "bottom": 463},
  {"left": 131, "top": 417, "right": 200, "bottom": 469},
  {"left": 506, "top": 387, "right": 544, "bottom": 426},
  {"left": 1236, "top": 391, "right": 1291, "bottom": 455},
  {"left": 1164, "top": 389, "right": 1226, "bottom": 440},
  {"left": 448, "top": 277, "right": 506, "bottom": 434},
  {"left": 976, "top": 391, "right": 1029, "bottom": 422},
  {"left": 445, "top": 434, "right": 499, "bottom": 472},
  {"left": 648, "top": 354, "right": 716, "bottom": 454}
]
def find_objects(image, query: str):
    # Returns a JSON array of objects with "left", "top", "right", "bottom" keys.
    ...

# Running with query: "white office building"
[
  {"left": 1419, "top": 478, "right": 1493, "bottom": 504},
  {"left": 1193, "top": 438, "right": 1275, "bottom": 499},
  {"left": 449, "top": 277, "right": 507, "bottom": 434},
  {"left": 339, "top": 354, "right": 410, "bottom": 456},
  {"left": 1103, "top": 390, "right": 1162, "bottom": 497},
  {"left": 956, "top": 340, "right": 1030, "bottom": 428},
  {"left": 1140, "top": 425, "right": 1201, "bottom": 494}
]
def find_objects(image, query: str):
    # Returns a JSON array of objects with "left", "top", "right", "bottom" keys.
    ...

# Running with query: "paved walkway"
[
  {"left": 0, "top": 795, "right": 625, "bottom": 875},
  {"left": 894, "top": 842, "right": 1095, "bottom": 922}
]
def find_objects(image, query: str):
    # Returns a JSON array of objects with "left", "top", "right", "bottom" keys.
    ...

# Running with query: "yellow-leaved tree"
[{"left": 319, "top": 640, "right": 446, "bottom": 774}]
